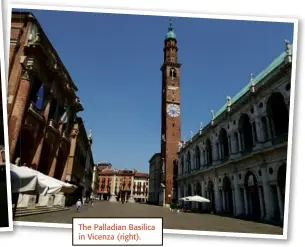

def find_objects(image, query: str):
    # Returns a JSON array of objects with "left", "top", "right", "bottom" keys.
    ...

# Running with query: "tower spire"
[
  {"left": 165, "top": 18, "right": 176, "bottom": 40},
  {"left": 169, "top": 18, "right": 173, "bottom": 31}
]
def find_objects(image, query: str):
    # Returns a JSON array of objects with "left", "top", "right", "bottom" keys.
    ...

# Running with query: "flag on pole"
[{"left": 58, "top": 108, "right": 69, "bottom": 125}]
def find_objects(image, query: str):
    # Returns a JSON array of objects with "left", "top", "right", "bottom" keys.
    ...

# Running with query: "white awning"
[
  {"left": 20, "top": 167, "right": 77, "bottom": 195},
  {"left": 10, "top": 164, "right": 48, "bottom": 194},
  {"left": 10, "top": 164, "right": 77, "bottom": 195}
]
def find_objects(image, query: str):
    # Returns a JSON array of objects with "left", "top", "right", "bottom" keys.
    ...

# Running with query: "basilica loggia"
[{"left": 177, "top": 41, "right": 292, "bottom": 224}]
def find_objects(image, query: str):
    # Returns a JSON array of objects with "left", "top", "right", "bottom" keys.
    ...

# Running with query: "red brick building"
[{"left": 8, "top": 12, "right": 83, "bottom": 181}]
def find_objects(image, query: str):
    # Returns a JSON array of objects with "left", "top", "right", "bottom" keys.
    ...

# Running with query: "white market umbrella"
[
  {"left": 10, "top": 164, "right": 48, "bottom": 195},
  {"left": 178, "top": 196, "right": 191, "bottom": 201},
  {"left": 188, "top": 195, "right": 210, "bottom": 203}
]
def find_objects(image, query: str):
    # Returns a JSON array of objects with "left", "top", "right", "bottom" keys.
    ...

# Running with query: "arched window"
[
  {"left": 187, "top": 152, "right": 191, "bottom": 172},
  {"left": 239, "top": 114, "right": 253, "bottom": 152},
  {"left": 195, "top": 146, "right": 201, "bottom": 170},
  {"left": 28, "top": 78, "right": 44, "bottom": 110},
  {"left": 218, "top": 128, "right": 229, "bottom": 160},
  {"left": 180, "top": 157, "right": 184, "bottom": 174},
  {"left": 205, "top": 139, "right": 213, "bottom": 165},
  {"left": 266, "top": 92, "right": 289, "bottom": 138},
  {"left": 169, "top": 68, "right": 177, "bottom": 80}
]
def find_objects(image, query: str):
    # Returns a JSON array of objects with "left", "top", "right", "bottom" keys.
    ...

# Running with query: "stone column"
[
  {"left": 243, "top": 188, "right": 249, "bottom": 215},
  {"left": 251, "top": 121, "right": 256, "bottom": 145},
  {"left": 109, "top": 174, "right": 117, "bottom": 202},
  {"left": 214, "top": 181, "right": 221, "bottom": 213},
  {"left": 48, "top": 149, "right": 59, "bottom": 177},
  {"left": 31, "top": 96, "right": 52, "bottom": 169},
  {"left": 237, "top": 132, "right": 242, "bottom": 152},
  {"left": 276, "top": 185, "right": 284, "bottom": 221},
  {"left": 200, "top": 146, "right": 205, "bottom": 167},
  {"left": 262, "top": 167, "right": 275, "bottom": 220},
  {"left": 222, "top": 190, "right": 226, "bottom": 212},
  {"left": 254, "top": 117, "right": 263, "bottom": 143},
  {"left": 128, "top": 175, "right": 135, "bottom": 203},
  {"left": 265, "top": 117, "right": 273, "bottom": 140},
  {"left": 212, "top": 143, "right": 217, "bottom": 162},
  {"left": 233, "top": 174, "right": 242, "bottom": 215},
  {"left": 205, "top": 150, "right": 208, "bottom": 165},
  {"left": 48, "top": 123, "right": 65, "bottom": 177},
  {"left": 218, "top": 144, "right": 221, "bottom": 160},
  {"left": 258, "top": 186, "right": 265, "bottom": 219},
  {"left": 232, "top": 189, "right": 236, "bottom": 215},
  {"left": 8, "top": 70, "right": 32, "bottom": 162}
]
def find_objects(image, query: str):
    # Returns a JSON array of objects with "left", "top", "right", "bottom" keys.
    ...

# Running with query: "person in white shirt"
[{"left": 76, "top": 199, "right": 82, "bottom": 212}]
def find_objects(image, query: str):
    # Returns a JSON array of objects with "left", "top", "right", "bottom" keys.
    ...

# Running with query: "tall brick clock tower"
[{"left": 160, "top": 20, "right": 181, "bottom": 207}]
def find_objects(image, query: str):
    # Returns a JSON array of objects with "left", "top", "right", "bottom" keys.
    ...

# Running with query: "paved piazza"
[{"left": 16, "top": 201, "right": 283, "bottom": 235}]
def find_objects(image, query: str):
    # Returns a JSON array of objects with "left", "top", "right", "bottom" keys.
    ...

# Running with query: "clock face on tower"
[{"left": 167, "top": 104, "right": 180, "bottom": 117}]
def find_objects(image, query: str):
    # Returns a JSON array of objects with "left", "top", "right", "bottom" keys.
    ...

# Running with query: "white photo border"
[
  {"left": 7, "top": 3, "right": 299, "bottom": 240},
  {"left": 0, "top": 0, "right": 13, "bottom": 232}
]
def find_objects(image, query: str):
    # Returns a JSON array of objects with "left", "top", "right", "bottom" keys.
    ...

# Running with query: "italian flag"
[{"left": 58, "top": 108, "right": 69, "bottom": 125}]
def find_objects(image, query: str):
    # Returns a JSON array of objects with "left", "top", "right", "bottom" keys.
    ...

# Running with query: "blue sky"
[{"left": 14, "top": 9, "right": 294, "bottom": 172}]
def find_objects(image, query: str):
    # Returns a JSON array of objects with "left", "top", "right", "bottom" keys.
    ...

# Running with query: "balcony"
[
  {"left": 28, "top": 102, "right": 44, "bottom": 123},
  {"left": 61, "top": 130, "right": 71, "bottom": 145},
  {"left": 47, "top": 119, "right": 60, "bottom": 135},
  {"left": 272, "top": 134, "right": 288, "bottom": 146}
]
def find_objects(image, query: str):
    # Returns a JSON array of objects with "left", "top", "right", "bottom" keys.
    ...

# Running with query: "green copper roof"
[
  {"left": 213, "top": 45, "right": 292, "bottom": 120},
  {"left": 165, "top": 20, "right": 176, "bottom": 40}
]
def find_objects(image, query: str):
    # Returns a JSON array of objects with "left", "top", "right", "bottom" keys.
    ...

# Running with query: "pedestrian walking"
[{"left": 76, "top": 199, "right": 82, "bottom": 212}]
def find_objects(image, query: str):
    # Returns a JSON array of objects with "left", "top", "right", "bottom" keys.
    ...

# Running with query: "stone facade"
[
  {"left": 8, "top": 12, "right": 83, "bottom": 179},
  {"left": 64, "top": 117, "right": 94, "bottom": 205},
  {"left": 177, "top": 41, "right": 292, "bottom": 224},
  {"left": 148, "top": 153, "right": 162, "bottom": 205},
  {"left": 91, "top": 165, "right": 99, "bottom": 199}
]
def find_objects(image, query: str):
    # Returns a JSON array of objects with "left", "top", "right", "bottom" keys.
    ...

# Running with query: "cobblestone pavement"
[{"left": 15, "top": 201, "right": 283, "bottom": 235}]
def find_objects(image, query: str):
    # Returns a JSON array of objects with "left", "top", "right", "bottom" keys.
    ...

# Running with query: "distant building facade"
[
  {"left": 148, "top": 153, "right": 162, "bottom": 205},
  {"left": 97, "top": 165, "right": 148, "bottom": 203},
  {"left": 134, "top": 172, "right": 149, "bottom": 203},
  {"left": 177, "top": 41, "right": 292, "bottom": 224}
]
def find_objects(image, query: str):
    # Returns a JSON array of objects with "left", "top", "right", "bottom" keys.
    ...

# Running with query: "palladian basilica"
[{"left": 177, "top": 40, "right": 293, "bottom": 224}]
